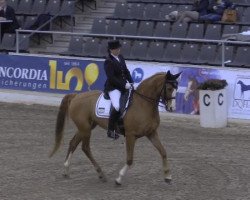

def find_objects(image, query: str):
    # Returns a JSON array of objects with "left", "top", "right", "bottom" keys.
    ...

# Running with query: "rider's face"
[{"left": 110, "top": 48, "right": 121, "bottom": 56}]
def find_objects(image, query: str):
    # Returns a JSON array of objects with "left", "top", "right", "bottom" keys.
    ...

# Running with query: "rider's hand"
[{"left": 125, "top": 83, "right": 131, "bottom": 89}]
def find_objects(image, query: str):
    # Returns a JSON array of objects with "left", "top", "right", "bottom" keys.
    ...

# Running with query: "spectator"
[
  {"left": 165, "top": 0, "right": 209, "bottom": 23},
  {"left": 0, "top": 0, "right": 19, "bottom": 37},
  {"left": 178, "top": 0, "right": 210, "bottom": 23},
  {"left": 199, "top": 0, "right": 234, "bottom": 22}
]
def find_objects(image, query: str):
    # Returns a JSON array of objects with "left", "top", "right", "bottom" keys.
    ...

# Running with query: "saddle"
[{"left": 95, "top": 89, "right": 133, "bottom": 135}]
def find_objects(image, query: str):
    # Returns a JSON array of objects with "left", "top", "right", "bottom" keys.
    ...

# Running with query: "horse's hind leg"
[
  {"left": 81, "top": 134, "right": 107, "bottom": 182},
  {"left": 63, "top": 132, "right": 82, "bottom": 177},
  {"left": 147, "top": 132, "right": 172, "bottom": 183},
  {"left": 115, "top": 135, "right": 136, "bottom": 185}
]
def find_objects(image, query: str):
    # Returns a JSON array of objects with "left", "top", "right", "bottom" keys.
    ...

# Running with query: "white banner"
[{"left": 126, "top": 61, "right": 250, "bottom": 120}]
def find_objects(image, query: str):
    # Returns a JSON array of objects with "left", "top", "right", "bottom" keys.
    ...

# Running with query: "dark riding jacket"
[{"left": 104, "top": 54, "right": 133, "bottom": 93}]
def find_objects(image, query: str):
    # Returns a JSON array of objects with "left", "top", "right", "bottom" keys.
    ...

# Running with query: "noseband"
[{"left": 159, "top": 78, "right": 178, "bottom": 111}]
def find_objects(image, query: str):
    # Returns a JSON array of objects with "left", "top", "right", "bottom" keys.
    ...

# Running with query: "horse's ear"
[
  {"left": 166, "top": 70, "right": 172, "bottom": 79},
  {"left": 166, "top": 71, "right": 182, "bottom": 80},
  {"left": 173, "top": 71, "right": 182, "bottom": 80},
  {"left": 166, "top": 70, "right": 171, "bottom": 78}
]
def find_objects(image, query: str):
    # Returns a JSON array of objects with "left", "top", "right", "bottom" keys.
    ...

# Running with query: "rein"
[
  {"left": 133, "top": 90, "right": 161, "bottom": 105},
  {"left": 133, "top": 78, "right": 178, "bottom": 109}
]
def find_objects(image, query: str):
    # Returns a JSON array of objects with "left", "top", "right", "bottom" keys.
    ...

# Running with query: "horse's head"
[{"left": 160, "top": 71, "right": 181, "bottom": 112}]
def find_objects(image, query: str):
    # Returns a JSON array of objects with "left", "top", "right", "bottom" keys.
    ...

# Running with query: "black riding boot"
[{"left": 107, "top": 109, "right": 120, "bottom": 139}]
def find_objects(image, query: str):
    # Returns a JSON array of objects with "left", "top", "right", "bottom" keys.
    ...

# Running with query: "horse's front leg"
[
  {"left": 147, "top": 132, "right": 172, "bottom": 183},
  {"left": 115, "top": 135, "right": 136, "bottom": 185}
]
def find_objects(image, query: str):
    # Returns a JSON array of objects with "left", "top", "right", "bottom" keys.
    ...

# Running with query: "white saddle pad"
[
  {"left": 95, "top": 90, "right": 132, "bottom": 118},
  {"left": 95, "top": 93, "right": 112, "bottom": 118}
]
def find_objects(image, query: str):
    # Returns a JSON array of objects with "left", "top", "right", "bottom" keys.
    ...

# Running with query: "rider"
[{"left": 104, "top": 40, "right": 134, "bottom": 140}]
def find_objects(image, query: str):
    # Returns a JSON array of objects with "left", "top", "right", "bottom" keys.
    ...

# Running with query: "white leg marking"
[
  {"left": 115, "top": 164, "right": 129, "bottom": 185},
  {"left": 165, "top": 174, "right": 172, "bottom": 180},
  {"left": 64, "top": 153, "right": 72, "bottom": 168},
  {"left": 63, "top": 153, "right": 72, "bottom": 177}
]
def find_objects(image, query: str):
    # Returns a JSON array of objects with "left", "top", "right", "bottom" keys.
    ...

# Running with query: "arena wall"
[{"left": 0, "top": 53, "right": 250, "bottom": 119}]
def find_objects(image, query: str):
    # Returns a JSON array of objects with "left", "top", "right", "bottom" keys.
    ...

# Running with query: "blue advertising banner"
[
  {"left": 174, "top": 67, "right": 221, "bottom": 115},
  {"left": 127, "top": 62, "right": 221, "bottom": 115},
  {"left": 0, "top": 55, "right": 106, "bottom": 93},
  {"left": 1, "top": 54, "right": 250, "bottom": 119}
]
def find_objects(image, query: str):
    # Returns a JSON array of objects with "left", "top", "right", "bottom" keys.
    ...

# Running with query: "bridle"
[{"left": 133, "top": 75, "right": 178, "bottom": 111}]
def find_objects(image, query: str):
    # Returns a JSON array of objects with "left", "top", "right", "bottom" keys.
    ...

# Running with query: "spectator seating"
[
  {"left": 204, "top": 24, "right": 222, "bottom": 40},
  {"left": 90, "top": 19, "right": 247, "bottom": 40},
  {"left": 107, "top": 20, "right": 122, "bottom": 35},
  {"left": 45, "top": 0, "right": 61, "bottom": 16},
  {"left": 109, "top": 2, "right": 250, "bottom": 23},
  {"left": 7, "top": 0, "right": 19, "bottom": 10},
  {"left": 18, "top": 34, "right": 30, "bottom": 51},
  {"left": 30, "top": 0, "right": 47, "bottom": 15},
  {"left": 16, "top": 0, "right": 33, "bottom": 15},
  {"left": 121, "top": 20, "right": 138, "bottom": 35},
  {"left": 98, "top": 39, "right": 109, "bottom": 58},
  {"left": 153, "top": 22, "right": 171, "bottom": 37},
  {"left": 222, "top": 25, "right": 240, "bottom": 35},
  {"left": 16, "top": 15, "right": 25, "bottom": 28},
  {"left": 129, "top": 40, "right": 148, "bottom": 60},
  {"left": 5, "top": 0, "right": 77, "bottom": 52},
  {"left": 170, "top": 22, "right": 188, "bottom": 38},
  {"left": 59, "top": 0, "right": 250, "bottom": 68},
  {"left": 145, "top": 41, "right": 165, "bottom": 61},
  {"left": 227, "top": 46, "right": 250, "bottom": 67},
  {"left": 7, "top": 0, "right": 76, "bottom": 22},
  {"left": 137, "top": 21, "right": 154, "bottom": 36},
  {"left": 0, "top": 33, "right": 16, "bottom": 51},
  {"left": 0, "top": 33, "right": 29, "bottom": 52},
  {"left": 120, "top": 40, "right": 132, "bottom": 58},
  {"left": 144, "top": 4, "right": 160, "bottom": 20},
  {"left": 178, "top": 43, "right": 200, "bottom": 64},
  {"left": 61, "top": 36, "right": 83, "bottom": 56},
  {"left": 212, "top": 45, "right": 234, "bottom": 66},
  {"left": 82, "top": 38, "right": 100, "bottom": 57},
  {"left": 113, "top": 2, "right": 129, "bottom": 19},
  {"left": 186, "top": 23, "right": 204, "bottom": 39},
  {"left": 91, "top": 18, "right": 106, "bottom": 34},
  {"left": 129, "top": 3, "right": 144, "bottom": 19},
  {"left": 194, "top": 44, "right": 217, "bottom": 65},
  {"left": 23, "top": 16, "right": 37, "bottom": 29},
  {"left": 161, "top": 42, "right": 182, "bottom": 63}
]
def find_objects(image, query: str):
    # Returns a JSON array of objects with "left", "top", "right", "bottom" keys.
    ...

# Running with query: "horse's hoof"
[
  {"left": 63, "top": 173, "right": 70, "bottom": 179},
  {"left": 99, "top": 174, "right": 107, "bottom": 182},
  {"left": 115, "top": 179, "right": 122, "bottom": 186},
  {"left": 165, "top": 178, "right": 172, "bottom": 184},
  {"left": 165, "top": 175, "right": 172, "bottom": 184}
]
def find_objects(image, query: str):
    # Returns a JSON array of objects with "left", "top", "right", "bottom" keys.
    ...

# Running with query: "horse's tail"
[{"left": 49, "top": 93, "right": 77, "bottom": 158}]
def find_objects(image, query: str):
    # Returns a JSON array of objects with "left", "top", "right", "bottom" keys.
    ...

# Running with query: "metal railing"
[
  {"left": 15, "top": 0, "right": 76, "bottom": 51},
  {"left": 15, "top": 30, "right": 250, "bottom": 67}
]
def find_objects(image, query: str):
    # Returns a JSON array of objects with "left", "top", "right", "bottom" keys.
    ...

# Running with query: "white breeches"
[{"left": 108, "top": 89, "right": 121, "bottom": 111}]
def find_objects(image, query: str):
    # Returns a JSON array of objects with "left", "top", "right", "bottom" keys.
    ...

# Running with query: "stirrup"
[{"left": 107, "top": 130, "right": 119, "bottom": 140}]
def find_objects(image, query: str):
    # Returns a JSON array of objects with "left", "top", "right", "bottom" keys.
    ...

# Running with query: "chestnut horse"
[{"left": 49, "top": 71, "right": 181, "bottom": 185}]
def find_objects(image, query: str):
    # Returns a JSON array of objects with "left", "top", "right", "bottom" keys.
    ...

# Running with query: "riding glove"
[{"left": 125, "top": 83, "right": 131, "bottom": 89}]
